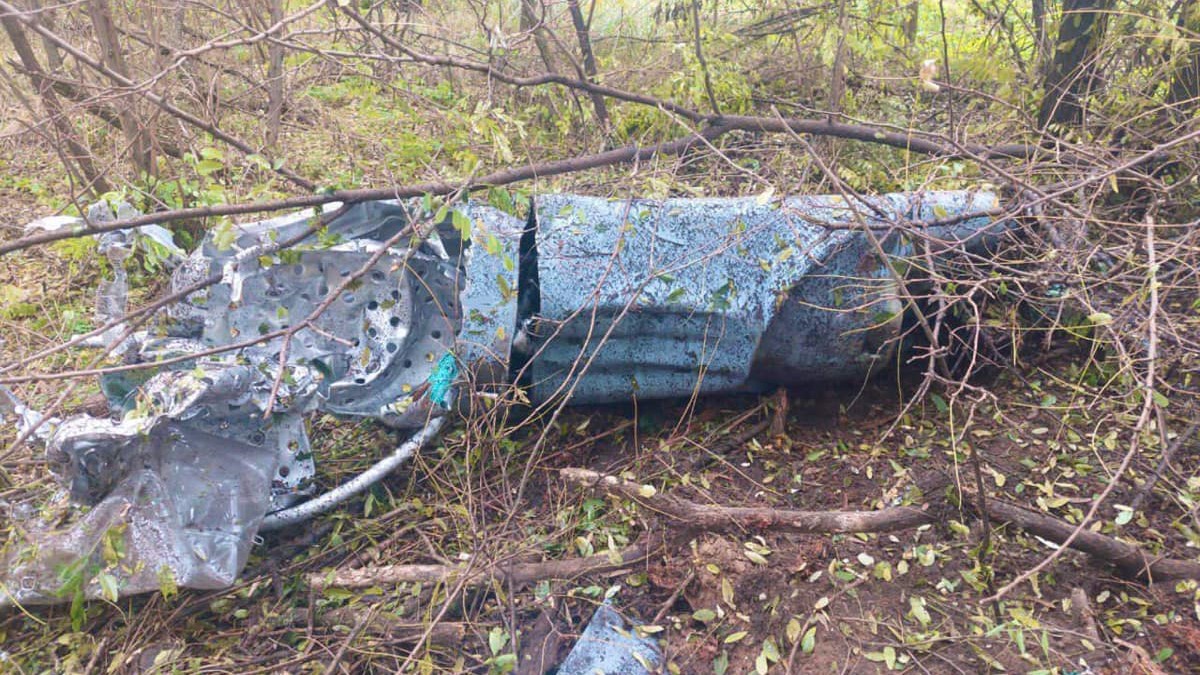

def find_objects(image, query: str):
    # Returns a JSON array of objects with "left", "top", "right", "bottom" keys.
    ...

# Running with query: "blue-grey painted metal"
[
  {"left": 525, "top": 190, "right": 1003, "bottom": 405},
  {"left": 455, "top": 202, "right": 523, "bottom": 388},
  {"left": 557, "top": 602, "right": 662, "bottom": 675}
]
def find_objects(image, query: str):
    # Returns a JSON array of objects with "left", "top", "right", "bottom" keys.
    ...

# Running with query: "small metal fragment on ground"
[{"left": 557, "top": 602, "right": 662, "bottom": 675}]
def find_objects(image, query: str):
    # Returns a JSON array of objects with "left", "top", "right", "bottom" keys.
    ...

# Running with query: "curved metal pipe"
[{"left": 259, "top": 414, "right": 446, "bottom": 531}]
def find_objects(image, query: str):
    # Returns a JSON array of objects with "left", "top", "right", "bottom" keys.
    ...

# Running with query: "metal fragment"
[{"left": 557, "top": 602, "right": 662, "bottom": 675}]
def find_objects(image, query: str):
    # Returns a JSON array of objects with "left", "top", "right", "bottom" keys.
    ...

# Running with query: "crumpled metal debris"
[
  {"left": 27, "top": 200, "right": 185, "bottom": 353},
  {"left": 0, "top": 385, "right": 44, "bottom": 441},
  {"left": 1, "top": 190, "right": 1009, "bottom": 606},
  {"left": 2, "top": 361, "right": 318, "bottom": 605}
]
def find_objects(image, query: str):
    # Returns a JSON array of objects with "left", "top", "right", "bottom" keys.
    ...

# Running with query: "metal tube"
[{"left": 259, "top": 414, "right": 446, "bottom": 531}]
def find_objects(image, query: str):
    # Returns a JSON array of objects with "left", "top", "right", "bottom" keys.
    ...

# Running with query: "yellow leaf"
[
  {"left": 786, "top": 618, "right": 802, "bottom": 644},
  {"left": 722, "top": 577, "right": 736, "bottom": 607}
]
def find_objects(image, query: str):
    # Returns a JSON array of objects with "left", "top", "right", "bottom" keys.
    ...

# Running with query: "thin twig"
[{"left": 1130, "top": 417, "right": 1200, "bottom": 512}]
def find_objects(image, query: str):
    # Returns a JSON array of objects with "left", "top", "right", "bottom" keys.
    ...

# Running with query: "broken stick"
[
  {"left": 560, "top": 468, "right": 940, "bottom": 534},
  {"left": 307, "top": 540, "right": 656, "bottom": 592},
  {"left": 980, "top": 498, "right": 1200, "bottom": 582}
]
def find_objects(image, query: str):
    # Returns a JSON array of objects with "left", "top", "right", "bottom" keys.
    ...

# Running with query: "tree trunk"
[
  {"left": 904, "top": 0, "right": 919, "bottom": 44},
  {"left": 828, "top": 0, "right": 849, "bottom": 114},
  {"left": 86, "top": 0, "right": 152, "bottom": 176},
  {"left": 265, "top": 0, "right": 285, "bottom": 148},
  {"left": 1038, "top": 0, "right": 1112, "bottom": 129},
  {"left": 566, "top": 0, "right": 609, "bottom": 130},
  {"left": 1031, "top": 0, "right": 1048, "bottom": 70},
  {"left": 690, "top": 0, "right": 720, "bottom": 114},
  {"left": 27, "top": 0, "right": 63, "bottom": 72},
  {"left": 1, "top": 12, "right": 111, "bottom": 194},
  {"left": 520, "top": 0, "right": 557, "bottom": 75},
  {"left": 1169, "top": 0, "right": 1200, "bottom": 113}
]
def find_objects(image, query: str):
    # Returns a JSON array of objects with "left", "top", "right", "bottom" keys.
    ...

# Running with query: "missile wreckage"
[{"left": 0, "top": 190, "right": 1011, "bottom": 605}]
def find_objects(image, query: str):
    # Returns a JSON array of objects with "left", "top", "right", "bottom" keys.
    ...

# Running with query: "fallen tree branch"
[
  {"left": 980, "top": 498, "right": 1200, "bottom": 583},
  {"left": 307, "top": 539, "right": 656, "bottom": 592},
  {"left": 0, "top": 124, "right": 726, "bottom": 256},
  {"left": 0, "top": 110, "right": 1021, "bottom": 257},
  {"left": 715, "top": 115, "right": 1042, "bottom": 161},
  {"left": 561, "top": 468, "right": 944, "bottom": 533},
  {"left": 277, "top": 608, "right": 465, "bottom": 645},
  {"left": 307, "top": 464, "right": 1200, "bottom": 593},
  {"left": 563, "top": 468, "right": 1200, "bottom": 583}
]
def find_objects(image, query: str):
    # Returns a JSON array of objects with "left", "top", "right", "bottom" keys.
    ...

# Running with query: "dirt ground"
[{"left": 493, "top": 379, "right": 1200, "bottom": 675}]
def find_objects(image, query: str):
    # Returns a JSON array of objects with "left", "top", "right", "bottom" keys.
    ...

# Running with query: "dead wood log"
[
  {"left": 562, "top": 468, "right": 1200, "bottom": 583},
  {"left": 980, "top": 498, "right": 1200, "bottom": 582}
]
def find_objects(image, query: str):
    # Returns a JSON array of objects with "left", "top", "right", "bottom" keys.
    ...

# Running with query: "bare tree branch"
[{"left": 0, "top": 0, "right": 315, "bottom": 190}]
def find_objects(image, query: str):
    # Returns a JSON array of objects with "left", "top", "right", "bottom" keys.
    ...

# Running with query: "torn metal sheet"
[
  {"left": 26, "top": 200, "right": 185, "bottom": 354},
  {"left": 519, "top": 192, "right": 1001, "bottom": 404},
  {"left": 2, "top": 361, "right": 319, "bottom": 606},
  {"left": 0, "top": 385, "right": 46, "bottom": 442},
  {"left": 1, "top": 190, "right": 1009, "bottom": 606}
]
